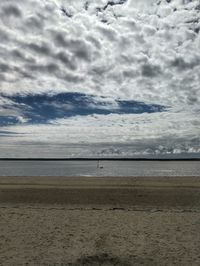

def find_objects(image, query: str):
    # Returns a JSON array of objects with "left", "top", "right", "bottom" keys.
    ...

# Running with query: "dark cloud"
[
  {"left": 2, "top": 5, "right": 22, "bottom": 18},
  {"left": 60, "top": 7, "right": 73, "bottom": 18},
  {"left": 11, "top": 49, "right": 36, "bottom": 64},
  {"left": 28, "top": 42, "right": 51, "bottom": 56},
  {"left": 26, "top": 62, "right": 59, "bottom": 74},
  {"left": 103, "top": 0, "right": 128, "bottom": 10},
  {"left": 171, "top": 57, "right": 200, "bottom": 70},
  {"left": 141, "top": 64, "right": 161, "bottom": 77},
  {"left": 52, "top": 32, "right": 91, "bottom": 61},
  {"left": 11, "top": 49, "right": 25, "bottom": 60},
  {"left": 25, "top": 15, "right": 44, "bottom": 30},
  {"left": 53, "top": 32, "right": 68, "bottom": 47},
  {"left": 63, "top": 73, "right": 83, "bottom": 83},
  {"left": 69, "top": 40, "right": 91, "bottom": 61},
  {"left": 55, "top": 51, "right": 76, "bottom": 70},
  {"left": 0, "top": 63, "right": 10, "bottom": 73},
  {"left": 0, "top": 29, "right": 10, "bottom": 43},
  {"left": 0, "top": 73, "right": 6, "bottom": 81}
]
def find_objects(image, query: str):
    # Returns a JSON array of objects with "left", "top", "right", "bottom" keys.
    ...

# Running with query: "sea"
[{"left": 0, "top": 160, "right": 199, "bottom": 177}]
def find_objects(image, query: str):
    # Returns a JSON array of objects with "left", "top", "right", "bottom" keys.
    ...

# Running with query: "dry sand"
[{"left": 0, "top": 176, "right": 200, "bottom": 265}]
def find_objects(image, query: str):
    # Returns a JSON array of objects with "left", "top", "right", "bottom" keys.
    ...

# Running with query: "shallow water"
[{"left": 0, "top": 160, "right": 199, "bottom": 177}]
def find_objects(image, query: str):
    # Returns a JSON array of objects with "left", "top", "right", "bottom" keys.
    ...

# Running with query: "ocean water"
[{"left": 0, "top": 160, "right": 199, "bottom": 177}]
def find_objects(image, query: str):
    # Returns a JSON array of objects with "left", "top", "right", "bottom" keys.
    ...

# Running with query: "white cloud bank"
[
  {"left": 0, "top": 0, "right": 200, "bottom": 157},
  {"left": 0, "top": 110, "right": 199, "bottom": 157}
]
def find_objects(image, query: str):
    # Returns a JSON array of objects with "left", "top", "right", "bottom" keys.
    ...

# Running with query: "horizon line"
[{"left": 0, "top": 158, "right": 199, "bottom": 161}]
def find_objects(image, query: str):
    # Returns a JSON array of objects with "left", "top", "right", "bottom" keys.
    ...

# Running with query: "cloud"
[
  {"left": 141, "top": 63, "right": 161, "bottom": 77},
  {"left": 0, "top": 0, "right": 200, "bottom": 157},
  {"left": 2, "top": 4, "right": 22, "bottom": 18},
  {"left": 171, "top": 56, "right": 200, "bottom": 70},
  {"left": 0, "top": 0, "right": 199, "bottom": 105},
  {"left": 0, "top": 110, "right": 199, "bottom": 157}
]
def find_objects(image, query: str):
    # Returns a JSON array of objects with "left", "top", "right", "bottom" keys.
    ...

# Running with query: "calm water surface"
[{"left": 0, "top": 160, "right": 199, "bottom": 177}]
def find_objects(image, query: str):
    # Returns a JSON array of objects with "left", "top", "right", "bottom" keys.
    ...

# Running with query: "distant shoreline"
[{"left": 0, "top": 158, "right": 200, "bottom": 161}]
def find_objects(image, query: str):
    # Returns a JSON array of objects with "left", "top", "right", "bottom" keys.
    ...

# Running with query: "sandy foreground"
[{"left": 0, "top": 176, "right": 200, "bottom": 266}]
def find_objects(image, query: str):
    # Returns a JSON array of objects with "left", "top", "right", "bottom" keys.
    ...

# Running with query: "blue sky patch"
[{"left": 0, "top": 92, "right": 167, "bottom": 126}]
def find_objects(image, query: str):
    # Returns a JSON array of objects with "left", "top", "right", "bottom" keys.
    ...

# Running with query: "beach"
[{"left": 0, "top": 176, "right": 200, "bottom": 265}]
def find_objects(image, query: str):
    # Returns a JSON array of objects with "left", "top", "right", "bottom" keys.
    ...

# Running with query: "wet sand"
[{"left": 0, "top": 176, "right": 200, "bottom": 265}]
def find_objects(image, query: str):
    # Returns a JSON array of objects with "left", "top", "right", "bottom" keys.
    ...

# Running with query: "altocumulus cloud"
[{"left": 0, "top": 0, "right": 200, "bottom": 157}]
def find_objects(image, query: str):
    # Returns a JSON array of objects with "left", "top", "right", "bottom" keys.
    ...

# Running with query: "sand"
[{"left": 0, "top": 176, "right": 200, "bottom": 265}]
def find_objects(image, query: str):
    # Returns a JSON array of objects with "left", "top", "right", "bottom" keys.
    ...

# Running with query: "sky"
[{"left": 0, "top": 0, "right": 200, "bottom": 158}]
